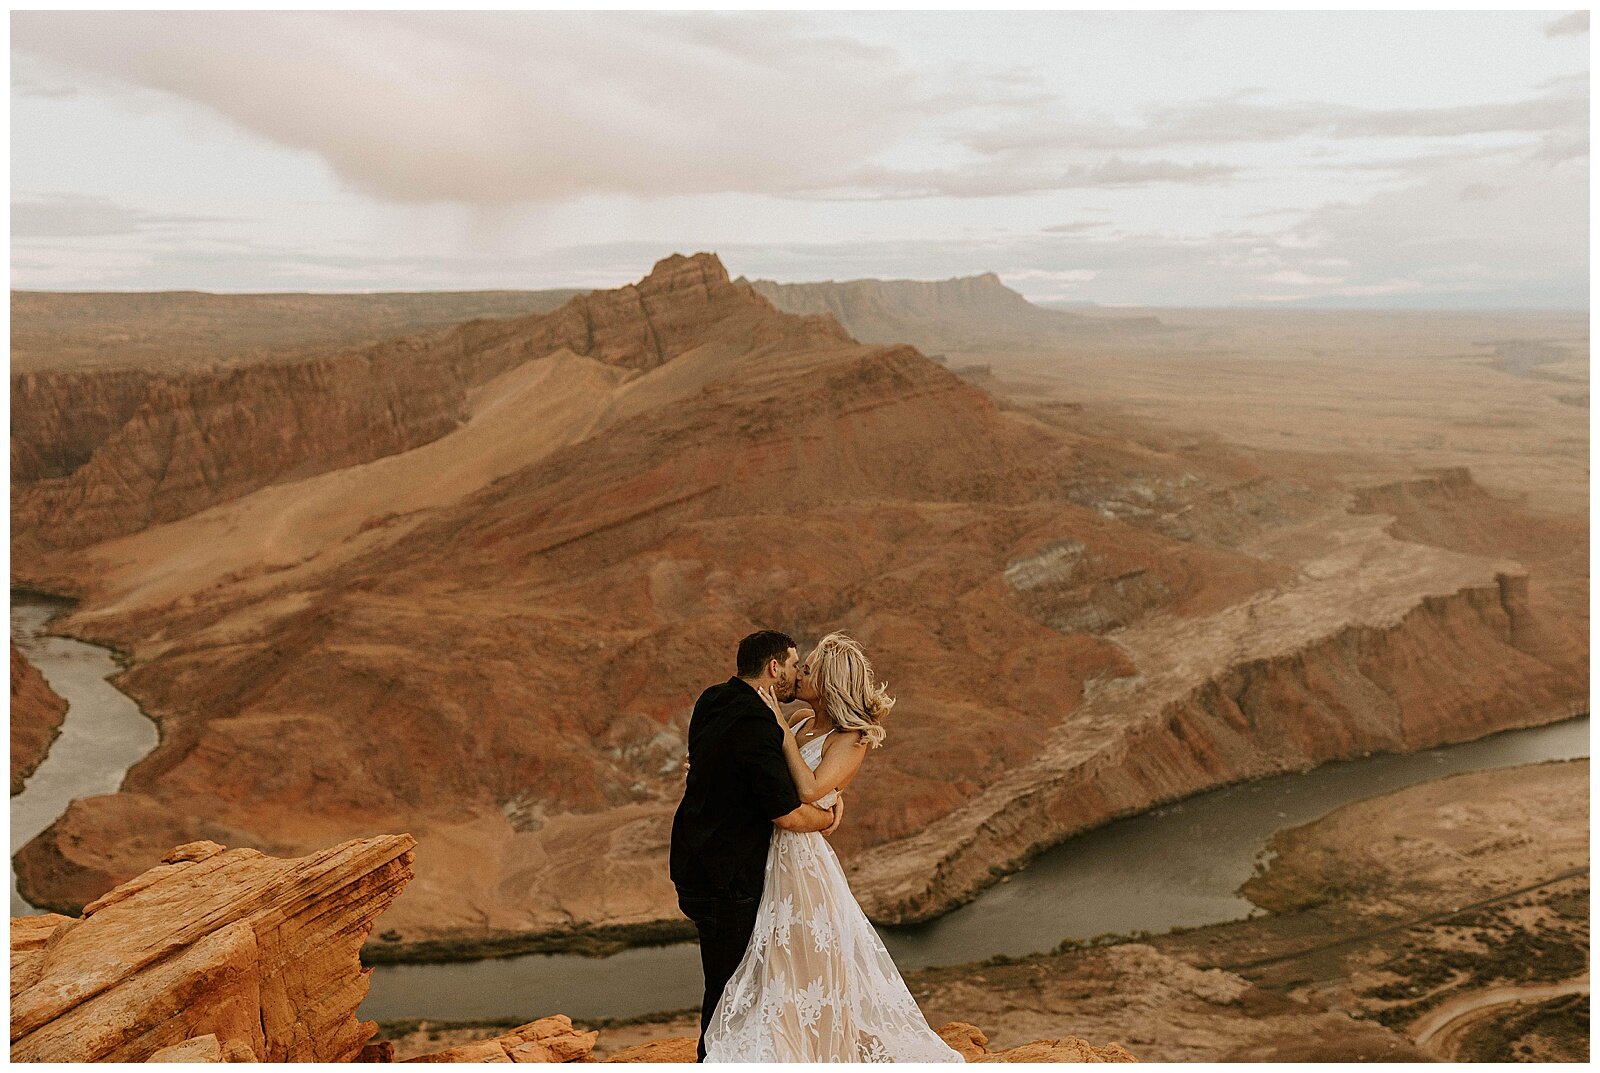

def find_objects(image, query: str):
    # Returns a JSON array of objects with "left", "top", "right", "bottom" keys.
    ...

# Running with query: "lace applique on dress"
[{"left": 702, "top": 718, "right": 964, "bottom": 1062}]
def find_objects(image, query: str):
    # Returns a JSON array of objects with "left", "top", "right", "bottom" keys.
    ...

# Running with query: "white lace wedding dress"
[{"left": 702, "top": 719, "right": 964, "bottom": 1062}]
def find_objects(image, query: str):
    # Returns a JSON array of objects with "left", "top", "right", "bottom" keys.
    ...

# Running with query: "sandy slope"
[{"left": 73, "top": 351, "right": 626, "bottom": 623}]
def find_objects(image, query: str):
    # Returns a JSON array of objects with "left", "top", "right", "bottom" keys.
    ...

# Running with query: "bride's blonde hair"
[{"left": 808, "top": 631, "right": 892, "bottom": 749}]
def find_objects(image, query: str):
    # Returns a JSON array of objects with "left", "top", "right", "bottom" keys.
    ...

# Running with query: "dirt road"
[{"left": 1410, "top": 974, "right": 1589, "bottom": 1056}]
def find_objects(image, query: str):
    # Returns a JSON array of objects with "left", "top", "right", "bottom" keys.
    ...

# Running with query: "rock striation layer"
[
  {"left": 10, "top": 645, "right": 67, "bottom": 795},
  {"left": 852, "top": 562, "right": 1585, "bottom": 925},
  {"left": 10, "top": 254, "right": 844, "bottom": 569},
  {"left": 12, "top": 355, "right": 467, "bottom": 564},
  {"left": 9, "top": 835, "right": 415, "bottom": 1062}
]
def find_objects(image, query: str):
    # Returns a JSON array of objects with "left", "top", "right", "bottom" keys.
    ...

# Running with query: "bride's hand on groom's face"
[{"left": 758, "top": 685, "right": 786, "bottom": 723}]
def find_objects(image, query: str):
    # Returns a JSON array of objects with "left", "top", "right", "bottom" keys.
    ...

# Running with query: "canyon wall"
[
  {"left": 10, "top": 254, "right": 848, "bottom": 571},
  {"left": 12, "top": 353, "right": 469, "bottom": 564},
  {"left": 8, "top": 253, "right": 1586, "bottom": 957},
  {"left": 10, "top": 645, "right": 68, "bottom": 795},
  {"left": 749, "top": 273, "right": 1161, "bottom": 350},
  {"left": 852, "top": 571, "right": 1585, "bottom": 924}
]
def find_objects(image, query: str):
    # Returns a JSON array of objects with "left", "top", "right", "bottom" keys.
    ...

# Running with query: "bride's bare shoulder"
[{"left": 787, "top": 708, "right": 815, "bottom": 730}]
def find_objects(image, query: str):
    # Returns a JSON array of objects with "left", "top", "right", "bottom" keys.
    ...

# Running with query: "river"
[
  {"left": 10, "top": 594, "right": 159, "bottom": 915},
  {"left": 8, "top": 590, "right": 1589, "bottom": 1023}
]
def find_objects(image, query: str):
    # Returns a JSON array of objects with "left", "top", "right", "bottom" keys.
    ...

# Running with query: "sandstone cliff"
[
  {"left": 1352, "top": 465, "right": 1589, "bottom": 631},
  {"left": 10, "top": 645, "right": 67, "bottom": 795},
  {"left": 747, "top": 273, "right": 1162, "bottom": 351},
  {"left": 10, "top": 835, "right": 415, "bottom": 1062},
  {"left": 13, "top": 353, "right": 468, "bottom": 565},
  {"left": 851, "top": 566, "right": 1585, "bottom": 924}
]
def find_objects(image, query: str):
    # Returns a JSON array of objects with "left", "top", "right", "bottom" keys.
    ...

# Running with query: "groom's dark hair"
[{"left": 736, "top": 630, "right": 797, "bottom": 678}]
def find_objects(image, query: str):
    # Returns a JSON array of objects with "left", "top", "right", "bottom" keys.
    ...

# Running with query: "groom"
[{"left": 670, "top": 630, "right": 844, "bottom": 1061}]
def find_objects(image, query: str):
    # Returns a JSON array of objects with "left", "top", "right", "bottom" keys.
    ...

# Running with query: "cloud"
[
  {"left": 718, "top": 148, "right": 1586, "bottom": 306},
  {"left": 1545, "top": 11, "right": 1588, "bottom": 36},
  {"left": 1457, "top": 183, "right": 1508, "bottom": 201},
  {"left": 11, "top": 194, "right": 231, "bottom": 238},
  {"left": 11, "top": 248, "right": 157, "bottom": 288},
  {"left": 11, "top": 11, "right": 1044, "bottom": 205},
  {"left": 1261, "top": 270, "right": 1346, "bottom": 286},
  {"left": 10, "top": 11, "right": 1247, "bottom": 204},
  {"left": 10, "top": 12, "right": 1585, "bottom": 304},
  {"left": 11, "top": 75, "right": 78, "bottom": 99},
  {"left": 1263, "top": 155, "right": 1588, "bottom": 305},
  {"left": 822, "top": 157, "right": 1238, "bottom": 200},
  {"left": 11, "top": 51, "right": 82, "bottom": 98},
  {"left": 962, "top": 78, "right": 1587, "bottom": 154},
  {"left": 1004, "top": 268, "right": 1097, "bottom": 283},
  {"left": 1529, "top": 130, "right": 1589, "bottom": 165}
]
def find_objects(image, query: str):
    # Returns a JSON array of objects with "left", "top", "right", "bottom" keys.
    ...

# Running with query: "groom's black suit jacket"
[{"left": 670, "top": 676, "right": 803, "bottom": 901}]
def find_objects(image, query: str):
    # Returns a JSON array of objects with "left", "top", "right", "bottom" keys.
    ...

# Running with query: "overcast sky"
[{"left": 10, "top": 9, "right": 1590, "bottom": 306}]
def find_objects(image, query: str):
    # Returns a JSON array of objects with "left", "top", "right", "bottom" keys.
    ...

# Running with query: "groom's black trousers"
[{"left": 678, "top": 892, "right": 760, "bottom": 1062}]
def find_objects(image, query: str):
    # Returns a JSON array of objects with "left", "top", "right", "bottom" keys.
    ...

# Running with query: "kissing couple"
[{"left": 669, "top": 630, "right": 963, "bottom": 1063}]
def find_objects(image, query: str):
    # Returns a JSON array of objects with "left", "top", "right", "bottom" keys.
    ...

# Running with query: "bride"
[{"left": 701, "top": 632, "right": 963, "bottom": 1063}]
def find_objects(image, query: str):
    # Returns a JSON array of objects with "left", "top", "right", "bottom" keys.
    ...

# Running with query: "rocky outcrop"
[
  {"left": 1351, "top": 466, "right": 1589, "bottom": 636},
  {"left": 404, "top": 1016, "right": 598, "bottom": 1063},
  {"left": 146, "top": 1033, "right": 259, "bottom": 1062},
  {"left": 600, "top": 1037, "right": 701, "bottom": 1062},
  {"left": 405, "top": 1020, "right": 1130, "bottom": 1063},
  {"left": 9, "top": 835, "right": 415, "bottom": 1062},
  {"left": 1353, "top": 467, "right": 1586, "bottom": 575},
  {"left": 747, "top": 273, "right": 1161, "bottom": 350},
  {"left": 913, "top": 941, "right": 1428, "bottom": 1062},
  {"left": 435, "top": 252, "right": 851, "bottom": 385},
  {"left": 938, "top": 1022, "right": 1137, "bottom": 1062},
  {"left": 7, "top": 831, "right": 1130, "bottom": 1064},
  {"left": 1240, "top": 758, "right": 1589, "bottom": 915},
  {"left": 10, "top": 645, "right": 67, "bottom": 795}
]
